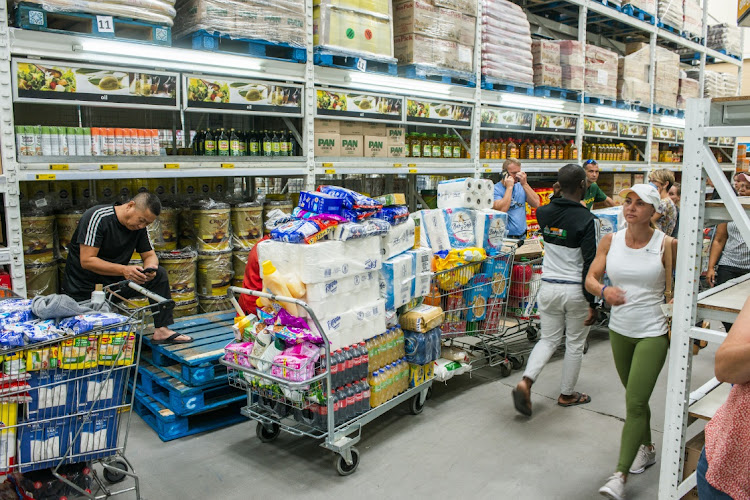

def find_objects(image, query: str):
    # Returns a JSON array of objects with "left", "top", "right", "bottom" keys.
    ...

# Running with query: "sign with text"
[
  {"left": 184, "top": 75, "right": 303, "bottom": 115},
  {"left": 480, "top": 107, "right": 533, "bottom": 131},
  {"left": 406, "top": 99, "right": 473, "bottom": 128},
  {"left": 316, "top": 89, "right": 403, "bottom": 122}
]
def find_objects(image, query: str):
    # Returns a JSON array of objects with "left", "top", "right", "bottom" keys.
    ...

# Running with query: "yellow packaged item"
[
  {"left": 409, "top": 363, "right": 425, "bottom": 388},
  {"left": 59, "top": 335, "right": 99, "bottom": 369},
  {"left": 434, "top": 247, "right": 486, "bottom": 291},
  {"left": 3, "top": 352, "right": 25, "bottom": 376},
  {"left": 424, "top": 361, "right": 435, "bottom": 380},
  {"left": 26, "top": 346, "right": 58, "bottom": 371},
  {"left": 98, "top": 331, "right": 136, "bottom": 366},
  {"left": 400, "top": 305, "right": 444, "bottom": 332}
]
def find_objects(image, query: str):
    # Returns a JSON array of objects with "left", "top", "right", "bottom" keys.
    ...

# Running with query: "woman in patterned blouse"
[{"left": 648, "top": 169, "right": 677, "bottom": 236}]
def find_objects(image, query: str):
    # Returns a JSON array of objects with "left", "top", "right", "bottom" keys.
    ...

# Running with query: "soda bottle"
[
  {"left": 351, "top": 345, "right": 361, "bottom": 383},
  {"left": 345, "top": 383, "right": 356, "bottom": 421},
  {"left": 397, "top": 330, "right": 405, "bottom": 359},
  {"left": 218, "top": 128, "right": 230, "bottom": 156},
  {"left": 359, "top": 342, "right": 369, "bottom": 379},
  {"left": 361, "top": 379, "right": 371, "bottom": 412},
  {"left": 333, "top": 388, "right": 343, "bottom": 426},
  {"left": 342, "top": 346, "right": 352, "bottom": 385},
  {"left": 370, "top": 371, "right": 380, "bottom": 408},
  {"left": 353, "top": 380, "right": 364, "bottom": 416},
  {"left": 371, "top": 335, "right": 380, "bottom": 370},
  {"left": 204, "top": 129, "right": 216, "bottom": 156},
  {"left": 388, "top": 330, "right": 397, "bottom": 364},
  {"left": 329, "top": 349, "right": 340, "bottom": 389}
]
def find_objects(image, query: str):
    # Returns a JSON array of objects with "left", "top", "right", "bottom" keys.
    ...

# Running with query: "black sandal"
[
  {"left": 557, "top": 392, "right": 591, "bottom": 407},
  {"left": 152, "top": 332, "right": 193, "bottom": 345},
  {"left": 512, "top": 387, "right": 532, "bottom": 416}
]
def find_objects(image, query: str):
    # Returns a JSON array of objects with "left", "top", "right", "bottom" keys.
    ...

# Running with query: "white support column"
[
  {"left": 575, "top": 2, "right": 588, "bottom": 158},
  {"left": 471, "top": 0, "right": 483, "bottom": 179},
  {"left": 0, "top": 2, "right": 26, "bottom": 296},
  {"left": 645, "top": 32, "right": 657, "bottom": 167},
  {"left": 658, "top": 97, "right": 710, "bottom": 499},
  {"left": 698, "top": 0, "right": 708, "bottom": 96},
  {"left": 304, "top": 0, "right": 316, "bottom": 191}
]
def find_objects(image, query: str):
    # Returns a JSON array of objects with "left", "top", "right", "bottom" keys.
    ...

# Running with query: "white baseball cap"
[{"left": 619, "top": 184, "right": 661, "bottom": 212}]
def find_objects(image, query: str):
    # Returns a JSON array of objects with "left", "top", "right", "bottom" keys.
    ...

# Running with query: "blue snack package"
[
  {"left": 271, "top": 220, "right": 323, "bottom": 243},
  {"left": 0, "top": 299, "right": 32, "bottom": 313},
  {"left": 59, "top": 313, "right": 128, "bottom": 334},
  {"left": 341, "top": 209, "right": 377, "bottom": 222},
  {"left": 6, "top": 320, "right": 62, "bottom": 344},
  {"left": 318, "top": 186, "right": 383, "bottom": 210},
  {"left": 373, "top": 206, "right": 409, "bottom": 225},
  {"left": 298, "top": 191, "right": 344, "bottom": 215},
  {"left": 331, "top": 219, "right": 391, "bottom": 241},
  {"left": 0, "top": 328, "right": 24, "bottom": 348},
  {"left": 292, "top": 207, "right": 346, "bottom": 222},
  {"left": 0, "top": 309, "right": 35, "bottom": 327}
]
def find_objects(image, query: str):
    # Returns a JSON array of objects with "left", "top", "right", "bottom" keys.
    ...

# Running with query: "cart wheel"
[
  {"left": 426, "top": 387, "right": 433, "bottom": 400},
  {"left": 334, "top": 447, "right": 360, "bottom": 476},
  {"left": 102, "top": 460, "right": 128, "bottom": 484},
  {"left": 510, "top": 354, "right": 525, "bottom": 370},
  {"left": 526, "top": 327, "right": 538, "bottom": 342},
  {"left": 499, "top": 360, "right": 512, "bottom": 378},
  {"left": 410, "top": 393, "right": 426, "bottom": 415},
  {"left": 256, "top": 422, "right": 281, "bottom": 443},
  {"left": 583, "top": 339, "right": 589, "bottom": 355}
]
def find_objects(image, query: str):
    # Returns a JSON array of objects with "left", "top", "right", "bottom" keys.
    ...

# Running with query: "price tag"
[
  {"left": 322, "top": 162, "right": 334, "bottom": 168},
  {"left": 408, "top": 163, "right": 416, "bottom": 168},
  {"left": 485, "top": 168, "right": 492, "bottom": 173},
  {"left": 324, "top": 169, "right": 336, "bottom": 174},
  {"left": 393, "top": 163, "right": 402, "bottom": 168},
  {"left": 164, "top": 163, "right": 180, "bottom": 169},
  {"left": 35, "top": 174, "right": 56, "bottom": 180},
  {"left": 356, "top": 58, "right": 367, "bottom": 72},
  {"left": 96, "top": 16, "right": 115, "bottom": 33},
  {"left": 482, "top": 163, "right": 490, "bottom": 168},
  {"left": 221, "top": 163, "right": 234, "bottom": 169},
  {"left": 49, "top": 164, "right": 69, "bottom": 170},
  {"left": 100, "top": 164, "right": 118, "bottom": 170},
  {"left": 408, "top": 169, "right": 418, "bottom": 174}
]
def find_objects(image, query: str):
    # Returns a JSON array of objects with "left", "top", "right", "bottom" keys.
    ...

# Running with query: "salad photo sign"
[
  {"left": 13, "top": 59, "right": 178, "bottom": 109},
  {"left": 405, "top": 99, "right": 473, "bottom": 128},
  {"left": 480, "top": 107, "right": 533, "bottom": 131},
  {"left": 316, "top": 89, "right": 403, "bottom": 122},
  {"left": 184, "top": 74, "right": 303, "bottom": 116}
]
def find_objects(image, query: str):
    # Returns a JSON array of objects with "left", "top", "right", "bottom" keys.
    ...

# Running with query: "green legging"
[{"left": 609, "top": 330, "right": 669, "bottom": 475}]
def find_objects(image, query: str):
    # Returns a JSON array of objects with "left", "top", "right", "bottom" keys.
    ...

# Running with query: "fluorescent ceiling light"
[
  {"left": 345, "top": 72, "right": 454, "bottom": 96},
  {"left": 593, "top": 106, "right": 640, "bottom": 120},
  {"left": 660, "top": 116, "right": 686, "bottom": 128},
  {"left": 74, "top": 39, "right": 264, "bottom": 72},
  {"left": 499, "top": 93, "right": 566, "bottom": 111}
]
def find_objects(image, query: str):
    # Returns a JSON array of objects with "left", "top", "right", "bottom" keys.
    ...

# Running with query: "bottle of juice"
[
  {"left": 431, "top": 133, "right": 441, "bottom": 158},
  {"left": 452, "top": 137, "right": 462, "bottom": 159},
  {"left": 508, "top": 139, "right": 518, "bottom": 159},
  {"left": 421, "top": 133, "right": 431, "bottom": 158}
]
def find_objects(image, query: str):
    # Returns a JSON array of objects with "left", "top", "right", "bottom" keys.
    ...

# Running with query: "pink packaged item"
[
  {"left": 224, "top": 342, "right": 255, "bottom": 368},
  {"left": 270, "top": 342, "right": 322, "bottom": 382}
]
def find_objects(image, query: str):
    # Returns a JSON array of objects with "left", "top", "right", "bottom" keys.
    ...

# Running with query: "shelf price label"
[
  {"left": 221, "top": 163, "right": 234, "bottom": 169},
  {"left": 322, "top": 163, "right": 334, "bottom": 168},
  {"left": 485, "top": 168, "right": 492, "bottom": 173},
  {"left": 100, "top": 164, "right": 118, "bottom": 170},
  {"left": 324, "top": 169, "right": 336, "bottom": 175},
  {"left": 408, "top": 164, "right": 416, "bottom": 168},
  {"left": 408, "top": 169, "right": 418, "bottom": 174},
  {"left": 49, "top": 164, "right": 69, "bottom": 170},
  {"left": 393, "top": 163, "right": 402, "bottom": 168},
  {"left": 164, "top": 163, "right": 180, "bottom": 169},
  {"left": 35, "top": 174, "right": 56, "bottom": 180}
]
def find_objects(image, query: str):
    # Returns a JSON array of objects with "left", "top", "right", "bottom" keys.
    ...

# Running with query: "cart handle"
[{"left": 105, "top": 280, "right": 174, "bottom": 311}]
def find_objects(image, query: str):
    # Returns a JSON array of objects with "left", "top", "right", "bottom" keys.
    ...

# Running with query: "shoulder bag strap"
[{"left": 664, "top": 235, "right": 674, "bottom": 302}]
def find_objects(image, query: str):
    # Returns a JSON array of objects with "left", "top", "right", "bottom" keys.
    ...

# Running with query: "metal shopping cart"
[
  {"left": 0, "top": 281, "right": 171, "bottom": 499},
  {"left": 220, "top": 287, "right": 432, "bottom": 476},
  {"left": 423, "top": 243, "right": 524, "bottom": 377}
]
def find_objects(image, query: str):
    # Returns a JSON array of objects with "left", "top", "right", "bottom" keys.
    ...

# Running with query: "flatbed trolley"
[{"left": 221, "top": 287, "right": 432, "bottom": 476}]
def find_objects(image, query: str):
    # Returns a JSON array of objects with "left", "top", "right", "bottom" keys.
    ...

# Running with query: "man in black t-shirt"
[{"left": 62, "top": 192, "right": 192, "bottom": 344}]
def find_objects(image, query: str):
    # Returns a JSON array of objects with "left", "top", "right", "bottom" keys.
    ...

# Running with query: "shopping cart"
[
  {"left": 423, "top": 243, "right": 522, "bottom": 377},
  {"left": 220, "top": 287, "right": 432, "bottom": 476},
  {"left": 0, "top": 280, "right": 171, "bottom": 499}
]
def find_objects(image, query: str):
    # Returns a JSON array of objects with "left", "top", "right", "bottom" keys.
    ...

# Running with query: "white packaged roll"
[
  {"left": 417, "top": 209, "right": 451, "bottom": 253},
  {"left": 438, "top": 178, "right": 480, "bottom": 209},
  {"left": 442, "top": 208, "right": 477, "bottom": 249},
  {"left": 381, "top": 217, "right": 416, "bottom": 260},
  {"left": 475, "top": 209, "right": 509, "bottom": 255},
  {"left": 304, "top": 271, "right": 379, "bottom": 302}
]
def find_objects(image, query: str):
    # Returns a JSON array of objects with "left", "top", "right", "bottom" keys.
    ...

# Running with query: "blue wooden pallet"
[
  {"left": 534, "top": 86, "right": 582, "bottom": 102},
  {"left": 584, "top": 95, "right": 617, "bottom": 107},
  {"left": 137, "top": 364, "right": 243, "bottom": 416},
  {"left": 651, "top": 105, "right": 684, "bottom": 118},
  {"left": 399, "top": 64, "right": 476, "bottom": 87},
  {"left": 682, "top": 49, "right": 742, "bottom": 63},
  {"left": 617, "top": 101, "right": 651, "bottom": 113},
  {"left": 314, "top": 49, "right": 397, "bottom": 76},
  {"left": 141, "top": 311, "right": 235, "bottom": 369},
  {"left": 185, "top": 30, "right": 306, "bottom": 63},
  {"left": 658, "top": 21, "right": 681, "bottom": 34},
  {"left": 621, "top": 4, "right": 657, "bottom": 24},
  {"left": 141, "top": 348, "right": 226, "bottom": 388},
  {"left": 15, "top": 2, "right": 171, "bottom": 46},
  {"left": 482, "top": 77, "right": 534, "bottom": 95},
  {"left": 681, "top": 32, "right": 703, "bottom": 44},
  {"left": 592, "top": 0, "right": 623, "bottom": 11},
  {"left": 132, "top": 387, "right": 245, "bottom": 442}
]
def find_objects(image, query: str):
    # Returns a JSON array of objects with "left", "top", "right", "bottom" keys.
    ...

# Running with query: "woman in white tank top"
[{"left": 585, "top": 184, "right": 677, "bottom": 500}]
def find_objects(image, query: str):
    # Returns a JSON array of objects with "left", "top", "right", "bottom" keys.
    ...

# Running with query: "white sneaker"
[
  {"left": 599, "top": 472, "right": 626, "bottom": 500},
  {"left": 629, "top": 444, "right": 657, "bottom": 474}
]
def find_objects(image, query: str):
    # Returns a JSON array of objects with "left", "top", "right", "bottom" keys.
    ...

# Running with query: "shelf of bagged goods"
[
  {"left": 315, "top": 158, "right": 475, "bottom": 175},
  {"left": 704, "top": 196, "right": 750, "bottom": 222},
  {"left": 17, "top": 157, "right": 308, "bottom": 181},
  {"left": 696, "top": 273, "right": 750, "bottom": 329}
]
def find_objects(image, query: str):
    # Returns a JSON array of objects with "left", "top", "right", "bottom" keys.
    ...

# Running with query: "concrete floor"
[{"left": 115, "top": 326, "right": 717, "bottom": 499}]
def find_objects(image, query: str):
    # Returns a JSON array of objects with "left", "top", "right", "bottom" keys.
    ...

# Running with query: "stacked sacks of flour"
[{"left": 480, "top": 0, "right": 534, "bottom": 86}]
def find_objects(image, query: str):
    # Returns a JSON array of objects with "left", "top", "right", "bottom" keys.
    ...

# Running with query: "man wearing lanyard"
[
  {"left": 493, "top": 158, "right": 541, "bottom": 238},
  {"left": 582, "top": 159, "right": 616, "bottom": 209}
]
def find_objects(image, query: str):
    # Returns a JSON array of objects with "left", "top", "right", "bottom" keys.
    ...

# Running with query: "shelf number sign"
[
  {"left": 356, "top": 58, "right": 367, "bottom": 72},
  {"left": 96, "top": 16, "right": 115, "bottom": 33}
]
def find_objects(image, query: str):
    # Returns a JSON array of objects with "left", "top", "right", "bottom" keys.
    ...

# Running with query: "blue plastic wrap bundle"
[{"left": 404, "top": 327, "right": 442, "bottom": 365}]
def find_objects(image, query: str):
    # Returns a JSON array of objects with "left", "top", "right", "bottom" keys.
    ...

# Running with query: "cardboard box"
[
  {"left": 683, "top": 431, "right": 705, "bottom": 500},
  {"left": 393, "top": 0, "right": 471, "bottom": 45},
  {"left": 533, "top": 63, "right": 562, "bottom": 87},
  {"left": 388, "top": 144, "right": 406, "bottom": 157},
  {"left": 315, "top": 119, "right": 340, "bottom": 134},
  {"left": 532, "top": 40, "right": 561, "bottom": 65},
  {"left": 314, "top": 133, "right": 340, "bottom": 156},
  {"left": 386, "top": 125, "right": 405, "bottom": 140},
  {"left": 340, "top": 135, "right": 364, "bottom": 156},
  {"left": 394, "top": 33, "right": 474, "bottom": 72},
  {"left": 361, "top": 122, "right": 387, "bottom": 136},
  {"left": 613, "top": 174, "right": 633, "bottom": 196},
  {"left": 364, "top": 135, "right": 388, "bottom": 157},
  {"left": 561, "top": 64, "right": 584, "bottom": 91},
  {"left": 514, "top": 238, "right": 543, "bottom": 259}
]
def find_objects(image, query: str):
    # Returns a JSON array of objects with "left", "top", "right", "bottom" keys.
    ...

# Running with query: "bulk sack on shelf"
[{"left": 21, "top": 0, "right": 176, "bottom": 25}]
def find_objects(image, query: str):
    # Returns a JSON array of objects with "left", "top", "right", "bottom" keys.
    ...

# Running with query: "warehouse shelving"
[
  {"left": 660, "top": 97, "right": 750, "bottom": 499},
  {"left": 0, "top": 0, "right": 742, "bottom": 295}
]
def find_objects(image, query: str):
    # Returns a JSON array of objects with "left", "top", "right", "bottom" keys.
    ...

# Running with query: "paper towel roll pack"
[
  {"left": 304, "top": 271, "right": 379, "bottom": 303},
  {"left": 592, "top": 206, "right": 625, "bottom": 239},
  {"left": 442, "top": 208, "right": 477, "bottom": 249},
  {"left": 381, "top": 217, "right": 416, "bottom": 260},
  {"left": 416, "top": 209, "right": 451, "bottom": 253},
  {"left": 475, "top": 209, "right": 509, "bottom": 255},
  {"left": 380, "top": 253, "right": 415, "bottom": 310},
  {"left": 437, "top": 178, "right": 494, "bottom": 210},
  {"left": 407, "top": 248, "right": 433, "bottom": 275}
]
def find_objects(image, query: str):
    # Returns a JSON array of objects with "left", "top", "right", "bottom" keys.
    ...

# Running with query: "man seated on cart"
[
  {"left": 61, "top": 192, "right": 192, "bottom": 345},
  {"left": 493, "top": 158, "right": 541, "bottom": 239}
]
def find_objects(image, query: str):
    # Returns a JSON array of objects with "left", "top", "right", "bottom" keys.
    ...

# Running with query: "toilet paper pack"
[
  {"left": 416, "top": 209, "right": 451, "bottom": 253},
  {"left": 413, "top": 272, "right": 432, "bottom": 298},
  {"left": 380, "top": 254, "right": 415, "bottom": 310},
  {"left": 304, "top": 271, "right": 379, "bottom": 303},
  {"left": 475, "top": 209, "right": 509, "bottom": 255},
  {"left": 305, "top": 281, "right": 381, "bottom": 319},
  {"left": 407, "top": 247, "right": 432, "bottom": 275},
  {"left": 381, "top": 217, "right": 416, "bottom": 260},
  {"left": 442, "top": 208, "right": 477, "bottom": 249},
  {"left": 437, "top": 178, "right": 494, "bottom": 209},
  {"left": 592, "top": 206, "right": 625, "bottom": 241}
]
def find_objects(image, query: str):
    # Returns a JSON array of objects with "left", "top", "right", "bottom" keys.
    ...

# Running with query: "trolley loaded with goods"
[{"left": 0, "top": 281, "right": 171, "bottom": 499}]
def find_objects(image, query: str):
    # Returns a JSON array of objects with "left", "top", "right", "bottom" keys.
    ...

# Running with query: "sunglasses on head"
[{"left": 584, "top": 159, "right": 598, "bottom": 166}]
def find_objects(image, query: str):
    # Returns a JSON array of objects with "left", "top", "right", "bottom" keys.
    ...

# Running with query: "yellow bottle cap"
[{"left": 261, "top": 260, "right": 276, "bottom": 276}]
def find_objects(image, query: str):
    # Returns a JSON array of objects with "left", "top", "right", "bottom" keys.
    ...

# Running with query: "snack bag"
[
  {"left": 98, "top": 330, "right": 136, "bottom": 366},
  {"left": 59, "top": 335, "right": 99, "bottom": 369}
]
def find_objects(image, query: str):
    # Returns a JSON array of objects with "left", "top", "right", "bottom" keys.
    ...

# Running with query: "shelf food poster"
[
  {"left": 13, "top": 59, "right": 178, "bottom": 109},
  {"left": 406, "top": 99, "right": 473, "bottom": 128},
  {"left": 316, "top": 89, "right": 403, "bottom": 121},
  {"left": 618, "top": 122, "right": 648, "bottom": 139},
  {"left": 583, "top": 118, "right": 618, "bottom": 136},
  {"left": 480, "top": 107, "right": 533, "bottom": 131},
  {"left": 652, "top": 126, "right": 677, "bottom": 141},
  {"left": 535, "top": 113, "right": 577, "bottom": 133},
  {"left": 184, "top": 75, "right": 303, "bottom": 116}
]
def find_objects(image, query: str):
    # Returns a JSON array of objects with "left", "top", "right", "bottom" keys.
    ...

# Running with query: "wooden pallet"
[
  {"left": 616, "top": 101, "right": 651, "bottom": 113},
  {"left": 137, "top": 364, "right": 243, "bottom": 416},
  {"left": 658, "top": 21, "right": 682, "bottom": 34},
  {"left": 584, "top": 95, "right": 617, "bottom": 107},
  {"left": 185, "top": 30, "right": 306, "bottom": 63},
  {"left": 621, "top": 4, "right": 657, "bottom": 24},
  {"left": 534, "top": 86, "right": 582, "bottom": 102},
  {"left": 141, "top": 311, "right": 235, "bottom": 371},
  {"left": 399, "top": 64, "right": 476, "bottom": 87},
  {"left": 140, "top": 349, "right": 227, "bottom": 388},
  {"left": 15, "top": 2, "right": 171, "bottom": 46},
  {"left": 132, "top": 387, "right": 245, "bottom": 442},
  {"left": 481, "top": 77, "right": 534, "bottom": 95},
  {"left": 651, "top": 105, "right": 684, "bottom": 117},
  {"left": 314, "top": 49, "right": 397, "bottom": 76}
]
